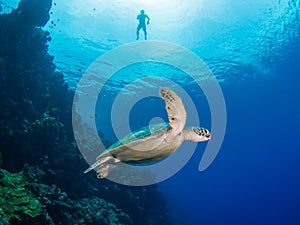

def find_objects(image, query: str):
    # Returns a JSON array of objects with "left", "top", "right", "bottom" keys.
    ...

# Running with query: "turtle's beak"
[{"left": 206, "top": 133, "right": 211, "bottom": 140}]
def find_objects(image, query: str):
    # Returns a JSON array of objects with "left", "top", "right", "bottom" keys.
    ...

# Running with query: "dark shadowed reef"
[{"left": 0, "top": 0, "right": 170, "bottom": 224}]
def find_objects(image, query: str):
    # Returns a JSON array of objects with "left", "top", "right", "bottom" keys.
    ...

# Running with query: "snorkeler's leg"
[
  {"left": 136, "top": 26, "right": 141, "bottom": 40},
  {"left": 143, "top": 27, "right": 147, "bottom": 40}
]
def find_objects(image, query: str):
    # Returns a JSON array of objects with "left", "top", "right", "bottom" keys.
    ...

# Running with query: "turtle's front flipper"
[
  {"left": 84, "top": 155, "right": 120, "bottom": 178},
  {"left": 160, "top": 88, "right": 187, "bottom": 135}
]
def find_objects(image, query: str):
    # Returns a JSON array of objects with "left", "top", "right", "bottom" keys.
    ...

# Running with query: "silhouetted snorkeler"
[{"left": 136, "top": 10, "right": 150, "bottom": 40}]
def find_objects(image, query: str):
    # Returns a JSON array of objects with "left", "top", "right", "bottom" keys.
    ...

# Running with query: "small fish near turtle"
[{"left": 84, "top": 88, "right": 211, "bottom": 178}]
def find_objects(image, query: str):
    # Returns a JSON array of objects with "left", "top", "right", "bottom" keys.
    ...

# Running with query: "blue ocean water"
[
  {"left": 2, "top": 0, "right": 299, "bottom": 224},
  {"left": 47, "top": 0, "right": 300, "bottom": 224},
  {"left": 160, "top": 49, "right": 300, "bottom": 225}
]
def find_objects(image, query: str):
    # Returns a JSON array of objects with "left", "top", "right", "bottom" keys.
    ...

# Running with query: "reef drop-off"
[{"left": 0, "top": 0, "right": 170, "bottom": 224}]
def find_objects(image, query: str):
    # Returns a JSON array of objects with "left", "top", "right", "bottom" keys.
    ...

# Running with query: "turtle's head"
[{"left": 183, "top": 127, "right": 211, "bottom": 142}]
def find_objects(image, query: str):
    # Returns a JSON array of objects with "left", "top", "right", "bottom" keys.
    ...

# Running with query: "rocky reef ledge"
[{"left": 0, "top": 0, "right": 170, "bottom": 224}]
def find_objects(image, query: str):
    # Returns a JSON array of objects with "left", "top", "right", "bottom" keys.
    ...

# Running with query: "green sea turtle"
[{"left": 84, "top": 88, "right": 211, "bottom": 178}]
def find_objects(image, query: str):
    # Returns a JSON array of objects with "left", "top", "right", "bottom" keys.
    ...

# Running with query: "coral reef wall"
[{"left": 0, "top": 0, "right": 170, "bottom": 224}]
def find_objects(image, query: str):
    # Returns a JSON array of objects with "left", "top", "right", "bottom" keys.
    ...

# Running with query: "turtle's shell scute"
[{"left": 103, "top": 123, "right": 171, "bottom": 154}]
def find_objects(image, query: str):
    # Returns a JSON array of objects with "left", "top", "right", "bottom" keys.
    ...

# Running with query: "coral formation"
[
  {"left": 0, "top": 0, "right": 170, "bottom": 224},
  {"left": 0, "top": 165, "right": 132, "bottom": 225},
  {"left": 0, "top": 168, "right": 43, "bottom": 223}
]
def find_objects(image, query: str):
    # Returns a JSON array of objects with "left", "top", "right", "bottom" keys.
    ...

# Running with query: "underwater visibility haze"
[{"left": 0, "top": 0, "right": 300, "bottom": 224}]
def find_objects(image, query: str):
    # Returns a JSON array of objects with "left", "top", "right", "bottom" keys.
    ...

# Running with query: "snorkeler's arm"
[{"left": 146, "top": 15, "right": 150, "bottom": 24}]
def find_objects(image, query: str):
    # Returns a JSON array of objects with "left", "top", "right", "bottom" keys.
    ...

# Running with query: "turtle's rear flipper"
[
  {"left": 97, "top": 163, "right": 117, "bottom": 178},
  {"left": 84, "top": 154, "right": 119, "bottom": 175}
]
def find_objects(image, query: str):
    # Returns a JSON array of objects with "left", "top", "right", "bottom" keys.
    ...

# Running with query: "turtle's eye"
[{"left": 199, "top": 129, "right": 205, "bottom": 135}]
